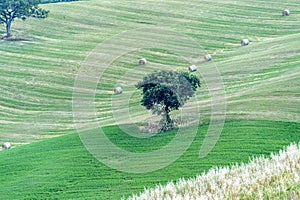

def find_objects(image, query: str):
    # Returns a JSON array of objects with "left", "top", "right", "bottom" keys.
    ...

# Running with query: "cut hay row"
[
  {"left": 0, "top": 0, "right": 299, "bottom": 145},
  {"left": 0, "top": 0, "right": 299, "bottom": 199},
  {"left": 127, "top": 142, "right": 300, "bottom": 200},
  {"left": 94, "top": 33, "right": 300, "bottom": 127}
]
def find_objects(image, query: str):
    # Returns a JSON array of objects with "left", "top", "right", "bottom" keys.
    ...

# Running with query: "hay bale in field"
[
  {"left": 241, "top": 39, "right": 249, "bottom": 46},
  {"left": 139, "top": 58, "right": 147, "bottom": 65},
  {"left": 204, "top": 54, "right": 212, "bottom": 61},
  {"left": 188, "top": 65, "right": 197, "bottom": 72},
  {"left": 282, "top": 9, "right": 290, "bottom": 16},
  {"left": 2, "top": 142, "right": 11, "bottom": 150},
  {"left": 114, "top": 87, "right": 123, "bottom": 95}
]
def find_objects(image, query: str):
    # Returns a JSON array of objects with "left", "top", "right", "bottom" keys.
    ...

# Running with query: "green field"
[
  {"left": 1, "top": 120, "right": 299, "bottom": 199},
  {"left": 0, "top": 0, "right": 299, "bottom": 199}
]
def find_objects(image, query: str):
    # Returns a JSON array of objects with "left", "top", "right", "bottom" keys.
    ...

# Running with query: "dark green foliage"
[
  {"left": 0, "top": 0, "right": 49, "bottom": 36},
  {"left": 136, "top": 71, "right": 200, "bottom": 130}
]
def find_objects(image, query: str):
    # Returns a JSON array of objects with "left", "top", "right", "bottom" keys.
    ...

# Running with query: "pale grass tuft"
[{"left": 126, "top": 142, "right": 300, "bottom": 200}]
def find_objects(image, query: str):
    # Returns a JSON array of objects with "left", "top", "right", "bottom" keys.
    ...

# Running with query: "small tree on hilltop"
[
  {"left": 0, "top": 0, "right": 49, "bottom": 37},
  {"left": 136, "top": 70, "right": 200, "bottom": 131}
]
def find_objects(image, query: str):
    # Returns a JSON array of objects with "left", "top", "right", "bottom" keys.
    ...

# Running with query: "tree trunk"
[
  {"left": 165, "top": 109, "right": 173, "bottom": 125},
  {"left": 161, "top": 109, "right": 173, "bottom": 132},
  {"left": 5, "top": 20, "right": 12, "bottom": 37}
]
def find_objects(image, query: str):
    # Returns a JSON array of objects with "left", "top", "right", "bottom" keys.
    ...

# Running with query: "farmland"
[{"left": 0, "top": 0, "right": 299, "bottom": 199}]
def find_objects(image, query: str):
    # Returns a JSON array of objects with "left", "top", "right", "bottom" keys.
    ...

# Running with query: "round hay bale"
[
  {"left": 282, "top": 9, "right": 290, "bottom": 16},
  {"left": 188, "top": 65, "right": 197, "bottom": 72},
  {"left": 114, "top": 87, "right": 123, "bottom": 95},
  {"left": 2, "top": 142, "right": 11, "bottom": 150},
  {"left": 204, "top": 54, "right": 212, "bottom": 61},
  {"left": 241, "top": 39, "right": 249, "bottom": 46},
  {"left": 139, "top": 58, "right": 147, "bottom": 65}
]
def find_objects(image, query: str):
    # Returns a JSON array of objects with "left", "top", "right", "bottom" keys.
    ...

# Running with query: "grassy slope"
[
  {"left": 0, "top": 0, "right": 299, "bottom": 199},
  {"left": 0, "top": 0, "right": 299, "bottom": 145},
  {"left": 128, "top": 142, "right": 300, "bottom": 199},
  {"left": 0, "top": 120, "right": 299, "bottom": 199}
]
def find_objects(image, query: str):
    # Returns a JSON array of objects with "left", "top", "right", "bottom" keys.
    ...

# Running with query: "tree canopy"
[
  {"left": 136, "top": 70, "right": 200, "bottom": 131},
  {"left": 0, "top": 0, "right": 49, "bottom": 37}
]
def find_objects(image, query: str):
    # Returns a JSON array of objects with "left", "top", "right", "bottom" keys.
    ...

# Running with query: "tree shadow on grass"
[{"left": 0, "top": 34, "right": 30, "bottom": 42}]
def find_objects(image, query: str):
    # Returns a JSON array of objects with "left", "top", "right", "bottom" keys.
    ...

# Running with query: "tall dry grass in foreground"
[{"left": 126, "top": 143, "right": 300, "bottom": 200}]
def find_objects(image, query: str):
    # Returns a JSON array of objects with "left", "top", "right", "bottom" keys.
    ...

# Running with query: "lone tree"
[
  {"left": 0, "top": 0, "right": 49, "bottom": 37},
  {"left": 136, "top": 70, "right": 200, "bottom": 131}
]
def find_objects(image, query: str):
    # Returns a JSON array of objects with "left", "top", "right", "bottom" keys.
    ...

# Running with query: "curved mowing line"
[
  {"left": 73, "top": 27, "right": 226, "bottom": 172},
  {"left": 0, "top": 0, "right": 299, "bottom": 147}
]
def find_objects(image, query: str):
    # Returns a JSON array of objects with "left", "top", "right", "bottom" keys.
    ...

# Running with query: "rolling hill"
[{"left": 0, "top": 0, "right": 299, "bottom": 199}]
